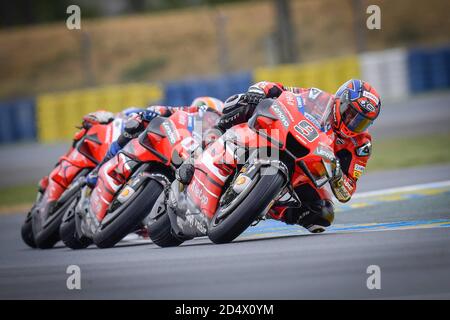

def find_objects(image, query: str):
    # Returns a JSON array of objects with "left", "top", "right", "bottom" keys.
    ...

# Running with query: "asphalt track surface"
[{"left": 0, "top": 164, "right": 449, "bottom": 299}]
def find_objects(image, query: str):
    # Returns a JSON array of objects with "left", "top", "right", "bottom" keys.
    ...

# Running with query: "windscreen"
[{"left": 296, "top": 90, "right": 334, "bottom": 133}]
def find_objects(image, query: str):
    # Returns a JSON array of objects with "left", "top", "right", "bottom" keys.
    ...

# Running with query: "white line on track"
[{"left": 353, "top": 179, "right": 450, "bottom": 199}]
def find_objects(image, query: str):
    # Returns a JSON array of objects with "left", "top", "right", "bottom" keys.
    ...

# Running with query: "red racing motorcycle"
[
  {"left": 21, "top": 115, "right": 123, "bottom": 249},
  {"left": 60, "top": 109, "right": 220, "bottom": 249},
  {"left": 147, "top": 91, "right": 337, "bottom": 246}
]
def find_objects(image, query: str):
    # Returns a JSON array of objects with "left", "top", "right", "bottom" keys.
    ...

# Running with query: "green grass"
[
  {"left": 368, "top": 133, "right": 450, "bottom": 171},
  {"left": 0, "top": 184, "right": 37, "bottom": 207},
  {"left": 0, "top": 133, "right": 449, "bottom": 207},
  {"left": 120, "top": 57, "right": 168, "bottom": 81}
]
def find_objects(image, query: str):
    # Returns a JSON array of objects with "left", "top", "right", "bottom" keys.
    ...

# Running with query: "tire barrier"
[
  {"left": 254, "top": 56, "right": 361, "bottom": 94},
  {"left": 0, "top": 99, "right": 36, "bottom": 144},
  {"left": 36, "top": 84, "right": 162, "bottom": 142},
  {"left": 360, "top": 48, "right": 410, "bottom": 100},
  {"left": 163, "top": 71, "right": 253, "bottom": 106},
  {"left": 408, "top": 45, "right": 450, "bottom": 93}
]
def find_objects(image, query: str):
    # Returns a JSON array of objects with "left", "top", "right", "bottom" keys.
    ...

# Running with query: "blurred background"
[{"left": 0, "top": 0, "right": 449, "bottom": 208}]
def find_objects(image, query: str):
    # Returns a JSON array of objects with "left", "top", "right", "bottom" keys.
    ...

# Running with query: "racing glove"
[
  {"left": 329, "top": 159, "right": 352, "bottom": 203},
  {"left": 246, "top": 85, "right": 266, "bottom": 106},
  {"left": 217, "top": 94, "right": 249, "bottom": 131}
]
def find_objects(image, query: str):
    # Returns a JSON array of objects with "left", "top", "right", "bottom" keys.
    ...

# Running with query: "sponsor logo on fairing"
[
  {"left": 162, "top": 121, "right": 178, "bottom": 145},
  {"left": 285, "top": 93, "right": 296, "bottom": 107},
  {"left": 190, "top": 179, "right": 209, "bottom": 206},
  {"left": 315, "top": 144, "right": 335, "bottom": 162},
  {"left": 185, "top": 213, "right": 207, "bottom": 234},
  {"left": 304, "top": 112, "right": 322, "bottom": 130},
  {"left": 270, "top": 103, "right": 290, "bottom": 128},
  {"left": 296, "top": 95, "right": 305, "bottom": 111}
]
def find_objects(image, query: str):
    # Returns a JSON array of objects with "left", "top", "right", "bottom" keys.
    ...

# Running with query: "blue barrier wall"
[
  {"left": 0, "top": 99, "right": 36, "bottom": 144},
  {"left": 163, "top": 71, "right": 253, "bottom": 105},
  {"left": 408, "top": 45, "right": 450, "bottom": 93}
]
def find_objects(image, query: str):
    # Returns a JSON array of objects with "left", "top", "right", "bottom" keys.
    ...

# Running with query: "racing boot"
[
  {"left": 175, "top": 163, "right": 195, "bottom": 185},
  {"left": 269, "top": 200, "right": 335, "bottom": 233}
]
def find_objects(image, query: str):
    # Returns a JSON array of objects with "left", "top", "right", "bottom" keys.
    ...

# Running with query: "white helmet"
[{"left": 191, "top": 96, "right": 224, "bottom": 114}]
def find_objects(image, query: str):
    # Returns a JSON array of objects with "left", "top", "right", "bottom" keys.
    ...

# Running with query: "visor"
[{"left": 340, "top": 102, "right": 373, "bottom": 134}]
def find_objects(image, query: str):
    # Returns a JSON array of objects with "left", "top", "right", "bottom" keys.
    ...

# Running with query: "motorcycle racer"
[
  {"left": 180, "top": 79, "right": 381, "bottom": 233},
  {"left": 84, "top": 97, "right": 224, "bottom": 187}
]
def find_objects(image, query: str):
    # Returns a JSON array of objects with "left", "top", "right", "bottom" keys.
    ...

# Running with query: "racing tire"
[
  {"left": 32, "top": 193, "right": 78, "bottom": 249},
  {"left": 148, "top": 210, "right": 184, "bottom": 248},
  {"left": 93, "top": 179, "right": 164, "bottom": 249},
  {"left": 59, "top": 198, "right": 92, "bottom": 249},
  {"left": 208, "top": 170, "right": 285, "bottom": 244},
  {"left": 21, "top": 211, "right": 36, "bottom": 248}
]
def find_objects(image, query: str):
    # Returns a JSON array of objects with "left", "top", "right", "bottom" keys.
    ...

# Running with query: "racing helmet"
[
  {"left": 333, "top": 79, "right": 381, "bottom": 137},
  {"left": 191, "top": 96, "right": 224, "bottom": 114},
  {"left": 120, "top": 107, "right": 145, "bottom": 117}
]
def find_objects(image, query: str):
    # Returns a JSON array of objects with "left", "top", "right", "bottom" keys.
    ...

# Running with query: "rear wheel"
[
  {"left": 208, "top": 170, "right": 285, "bottom": 244},
  {"left": 93, "top": 179, "right": 164, "bottom": 248}
]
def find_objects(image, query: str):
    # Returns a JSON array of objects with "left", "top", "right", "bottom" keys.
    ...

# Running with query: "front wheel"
[
  {"left": 32, "top": 194, "right": 77, "bottom": 249},
  {"left": 208, "top": 170, "right": 285, "bottom": 244},
  {"left": 147, "top": 192, "right": 184, "bottom": 248},
  {"left": 59, "top": 196, "right": 92, "bottom": 249},
  {"left": 93, "top": 179, "right": 164, "bottom": 248}
]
